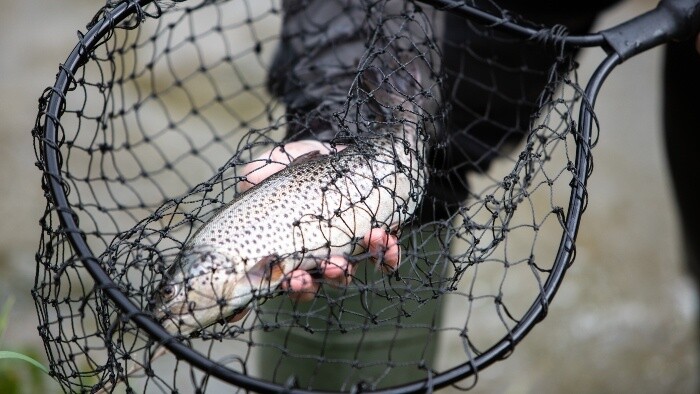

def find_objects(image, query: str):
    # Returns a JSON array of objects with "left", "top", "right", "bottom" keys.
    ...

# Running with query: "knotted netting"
[{"left": 32, "top": 0, "right": 595, "bottom": 392}]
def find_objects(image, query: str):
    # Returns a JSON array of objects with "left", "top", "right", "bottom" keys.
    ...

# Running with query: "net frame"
[{"left": 31, "top": 0, "right": 697, "bottom": 392}]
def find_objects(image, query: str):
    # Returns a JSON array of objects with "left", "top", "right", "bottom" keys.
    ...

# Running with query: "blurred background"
[{"left": 0, "top": 0, "right": 697, "bottom": 393}]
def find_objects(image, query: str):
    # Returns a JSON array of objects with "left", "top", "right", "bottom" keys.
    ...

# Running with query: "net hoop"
[{"left": 36, "top": 0, "right": 620, "bottom": 392}]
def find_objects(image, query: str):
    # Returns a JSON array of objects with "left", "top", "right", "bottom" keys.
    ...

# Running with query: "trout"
[{"left": 150, "top": 64, "right": 428, "bottom": 336}]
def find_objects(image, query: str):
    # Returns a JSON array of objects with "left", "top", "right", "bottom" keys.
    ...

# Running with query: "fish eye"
[{"left": 160, "top": 284, "right": 177, "bottom": 301}]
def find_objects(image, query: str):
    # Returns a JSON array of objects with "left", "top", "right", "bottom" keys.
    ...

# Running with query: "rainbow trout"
[{"left": 150, "top": 65, "right": 428, "bottom": 336}]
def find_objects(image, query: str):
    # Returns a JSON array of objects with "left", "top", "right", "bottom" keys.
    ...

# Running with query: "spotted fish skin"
[{"left": 151, "top": 67, "right": 427, "bottom": 336}]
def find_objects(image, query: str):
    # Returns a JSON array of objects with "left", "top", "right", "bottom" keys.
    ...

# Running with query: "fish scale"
[{"left": 150, "top": 67, "right": 427, "bottom": 336}]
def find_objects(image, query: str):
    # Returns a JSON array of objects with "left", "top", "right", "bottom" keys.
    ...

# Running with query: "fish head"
[
  {"left": 149, "top": 245, "right": 285, "bottom": 336},
  {"left": 149, "top": 245, "right": 246, "bottom": 335}
]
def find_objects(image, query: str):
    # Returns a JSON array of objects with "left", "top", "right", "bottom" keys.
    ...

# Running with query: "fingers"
[
  {"left": 240, "top": 156, "right": 288, "bottom": 191},
  {"left": 321, "top": 256, "right": 353, "bottom": 286},
  {"left": 281, "top": 270, "right": 319, "bottom": 302},
  {"left": 279, "top": 257, "right": 352, "bottom": 301},
  {"left": 282, "top": 229, "right": 401, "bottom": 299},
  {"left": 319, "top": 229, "right": 400, "bottom": 279},
  {"left": 240, "top": 140, "right": 344, "bottom": 191},
  {"left": 365, "top": 228, "right": 401, "bottom": 273}
]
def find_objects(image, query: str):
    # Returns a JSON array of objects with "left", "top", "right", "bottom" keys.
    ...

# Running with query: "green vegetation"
[{"left": 0, "top": 297, "right": 51, "bottom": 394}]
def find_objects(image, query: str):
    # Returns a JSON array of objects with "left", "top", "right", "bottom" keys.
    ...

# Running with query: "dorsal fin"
[{"left": 289, "top": 150, "right": 324, "bottom": 165}]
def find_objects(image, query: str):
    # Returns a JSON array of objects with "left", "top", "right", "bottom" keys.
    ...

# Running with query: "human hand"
[{"left": 240, "top": 140, "right": 401, "bottom": 302}]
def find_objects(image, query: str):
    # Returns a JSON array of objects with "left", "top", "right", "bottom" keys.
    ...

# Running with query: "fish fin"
[
  {"left": 226, "top": 307, "right": 250, "bottom": 324},
  {"left": 268, "top": 259, "right": 286, "bottom": 283},
  {"left": 289, "top": 150, "right": 323, "bottom": 166},
  {"left": 245, "top": 254, "right": 285, "bottom": 288}
]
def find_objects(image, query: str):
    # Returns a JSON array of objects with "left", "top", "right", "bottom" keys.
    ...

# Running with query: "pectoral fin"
[
  {"left": 245, "top": 255, "right": 286, "bottom": 289},
  {"left": 226, "top": 307, "right": 250, "bottom": 324}
]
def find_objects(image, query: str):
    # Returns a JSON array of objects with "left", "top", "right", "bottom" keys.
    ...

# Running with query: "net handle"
[
  {"left": 415, "top": 0, "right": 607, "bottom": 47},
  {"left": 601, "top": 0, "right": 700, "bottom": 61},
  {"left": 418, "top": 0, "right": 700, "bottom": 59}
]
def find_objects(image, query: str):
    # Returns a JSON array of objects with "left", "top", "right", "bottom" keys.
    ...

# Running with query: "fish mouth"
[
  {"left": 151, "top": 307, "right": 193, "bottom": 336},
  {"left": 149, "top": 301, "right": 252, "bottom": 337},
  {"left": 158, "top": 317, "right": 178, "bottom": 335},
  {"left": 148, "top": 299, "right": 187, "bottom": 327},
  {"left": 146, "top": 292, "right": 172, "bottom": 320},
  {"left": 145, "top": 296, "right": 160, "bottom": 315},
  {"left": 150, "top": 307, "right": 174, "bottom": 329}
]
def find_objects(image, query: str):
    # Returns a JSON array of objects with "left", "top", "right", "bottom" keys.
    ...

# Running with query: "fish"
[{"left": 149, "top": 62, "right": 429, "bottom": 336}]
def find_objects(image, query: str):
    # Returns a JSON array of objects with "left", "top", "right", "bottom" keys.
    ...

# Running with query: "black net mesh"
[{"left": 32, "top": 0, "right": 594, "bottom": 392}]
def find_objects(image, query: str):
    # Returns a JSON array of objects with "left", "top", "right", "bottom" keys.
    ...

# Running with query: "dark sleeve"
[
  {"left": 425, "top": 0, "right": 622, "bottom": 220},
  {"left": 663, "top": 37, "right": 700, "bottom": 282},
  {"left": 267, "top": 0, "right": 622, "bottom": 223},
  {"left": 267, "top": 0, "right": 442, "bottom": 143},
  {"left": 267, "top": 0, "right": 368, "bottom": 141}
]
